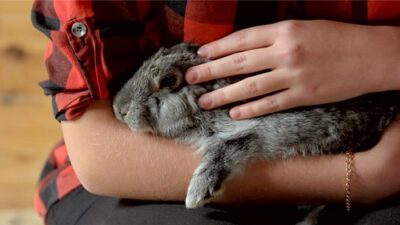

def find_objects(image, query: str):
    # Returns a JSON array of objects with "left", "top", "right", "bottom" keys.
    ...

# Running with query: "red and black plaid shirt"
[{"left": 31, "top": 0, "right": 400, "bottom": 222}]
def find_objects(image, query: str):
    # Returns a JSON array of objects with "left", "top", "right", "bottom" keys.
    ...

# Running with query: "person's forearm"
[
  {"left": 62, "top": 100, "right": 201, "bottom": 201},
  {"left": 218, "top": 154, "right": 367, "bottom": 205},
  {"left": 63, "top": 100, "right": 371, "bottom": 204}
]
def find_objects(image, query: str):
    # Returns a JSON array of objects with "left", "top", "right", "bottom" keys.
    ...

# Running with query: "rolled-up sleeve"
[{"left": 31, "top": 0, "right": 161, "bottom": 121}]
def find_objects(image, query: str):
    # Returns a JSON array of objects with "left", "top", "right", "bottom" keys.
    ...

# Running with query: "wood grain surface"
[{"left": 0, "top": 1, "right": 62, "bottom": 210}]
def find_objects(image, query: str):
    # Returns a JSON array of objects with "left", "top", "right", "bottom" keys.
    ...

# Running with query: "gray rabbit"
[{"left": 113, "top": 43, "right": 400, "bottom": 209}]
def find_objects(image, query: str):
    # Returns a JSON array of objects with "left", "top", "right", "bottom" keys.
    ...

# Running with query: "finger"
[
  {"left": 186, "top": 47, "right": 278, "bottom": 84},
  {"left": 198, "top": 70, "right": 289, "bottom": 109},
  {"left": 229, "top": 89, "right": 300, "bottom": 120},
  {"left": 198, "top": 23, "right": 279, "bottom": 59}
]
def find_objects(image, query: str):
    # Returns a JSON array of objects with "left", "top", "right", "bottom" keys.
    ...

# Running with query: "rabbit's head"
[{"left": 113, "top": 43, "right": 207, "bottom": 137}]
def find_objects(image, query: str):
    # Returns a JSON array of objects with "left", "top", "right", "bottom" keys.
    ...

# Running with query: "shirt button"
[{"left": 71, "top": 22, "right": 87, "bottom": 38}]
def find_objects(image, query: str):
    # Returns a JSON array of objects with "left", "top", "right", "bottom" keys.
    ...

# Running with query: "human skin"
[
  {"left": 185, "top": 20, "right": 400, "bottom": 119},
  {"left": 62, "top": 20, "right": 400, "bottom": 205},
  {"left": 62, "top": 101, "right": 400, "bottom": 205}
]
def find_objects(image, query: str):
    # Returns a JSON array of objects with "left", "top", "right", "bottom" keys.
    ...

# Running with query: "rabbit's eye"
[{"left": 160, "top": 75, "right": 177, "bottom": 88}]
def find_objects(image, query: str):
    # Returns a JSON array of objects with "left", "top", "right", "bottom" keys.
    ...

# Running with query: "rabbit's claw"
[
  {"left": 185, "top": 165, "right": 227, "bottom": 208},
  {"left": 185, "top": 170, "right": 223, "bottom": 208}
]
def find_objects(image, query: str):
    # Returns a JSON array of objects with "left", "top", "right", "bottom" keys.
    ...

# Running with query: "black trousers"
[{"left": 46, "top": 187, "right": 400, "bottom": 225}]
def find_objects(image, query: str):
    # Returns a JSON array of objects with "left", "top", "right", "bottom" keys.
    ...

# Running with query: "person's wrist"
[
  {"left": 350, "top": 151, "right": 381, "bottom": 204},
  {"left": 389, "top": 26, "right": 400, "bottom": 91},
  {"left": 352, "top": 147, "right": 400, "bottom": 204},
  {"left": 365, "top": 25, "right": 400, "bottom": 92}
]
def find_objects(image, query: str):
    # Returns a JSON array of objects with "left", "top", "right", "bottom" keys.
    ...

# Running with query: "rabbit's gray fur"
[{"left": 113, "top": 43, "right": 400, "bottom": 209}]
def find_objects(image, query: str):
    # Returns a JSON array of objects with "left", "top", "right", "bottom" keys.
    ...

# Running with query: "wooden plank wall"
[{"left": 0, "top": 1, "right": 62, "bottom": 209}]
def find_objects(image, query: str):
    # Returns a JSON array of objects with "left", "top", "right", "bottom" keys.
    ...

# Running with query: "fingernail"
[
  {"left": 197, "top": 46, "right": 208, "bottom": 58},
  {"left": 199, "top": 94, "right": 212, "bottom": 109},
  {"left": 230, "top": 107, "right": 241, "bottom": 119},
  {"left": 186, "top": 68, "right": 198, "bottom": 83}
]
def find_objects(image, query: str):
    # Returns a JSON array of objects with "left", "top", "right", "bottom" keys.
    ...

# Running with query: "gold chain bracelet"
[{"left": 345, "top": 151, "right": 354, "bottom": 214}]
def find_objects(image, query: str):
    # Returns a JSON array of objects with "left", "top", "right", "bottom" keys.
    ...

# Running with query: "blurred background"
[{"left": 0, "top": 1, "right": 62, "bottom": 225}]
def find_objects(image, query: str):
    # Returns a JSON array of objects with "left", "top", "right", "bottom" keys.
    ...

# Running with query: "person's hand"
[
  {"left": 355, "top": 119, "right": 400, "bottom": 203},
  {"left": 185, "top": 20, "right": 400, "bottom": 119}
]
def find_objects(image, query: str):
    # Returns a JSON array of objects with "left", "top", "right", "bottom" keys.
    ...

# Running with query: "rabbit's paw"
[{"left": 185, "top": 173, "right": 222, "bottom": 208}]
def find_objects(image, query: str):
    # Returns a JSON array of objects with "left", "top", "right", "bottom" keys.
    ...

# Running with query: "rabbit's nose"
[
  {"left": 120, "top": 111, "right": 128, "bottom": 119},
  {"left": 115, "top": 107, "right": 128, "bottom": 121}
]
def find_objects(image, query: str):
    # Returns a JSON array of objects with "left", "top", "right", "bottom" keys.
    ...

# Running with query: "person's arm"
[{"left": 63, "top": 100, "right": 400, "bottom": 205}]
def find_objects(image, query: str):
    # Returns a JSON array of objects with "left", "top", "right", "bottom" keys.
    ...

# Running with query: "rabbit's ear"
[
  {"left": 173, "top": 44, "right": 204, "bottom": 71},
  {"left": 160, "top": 47, "right": 172, "bottom": 55},
  {"left": 170, "top": 42, "right": 199, "bottom": 54},
  {"left": 175, "top": 54, "right": 204, "bottom": 72},
  {"left": 151, "top": 47, "right": 170, "bottom": 59}
]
